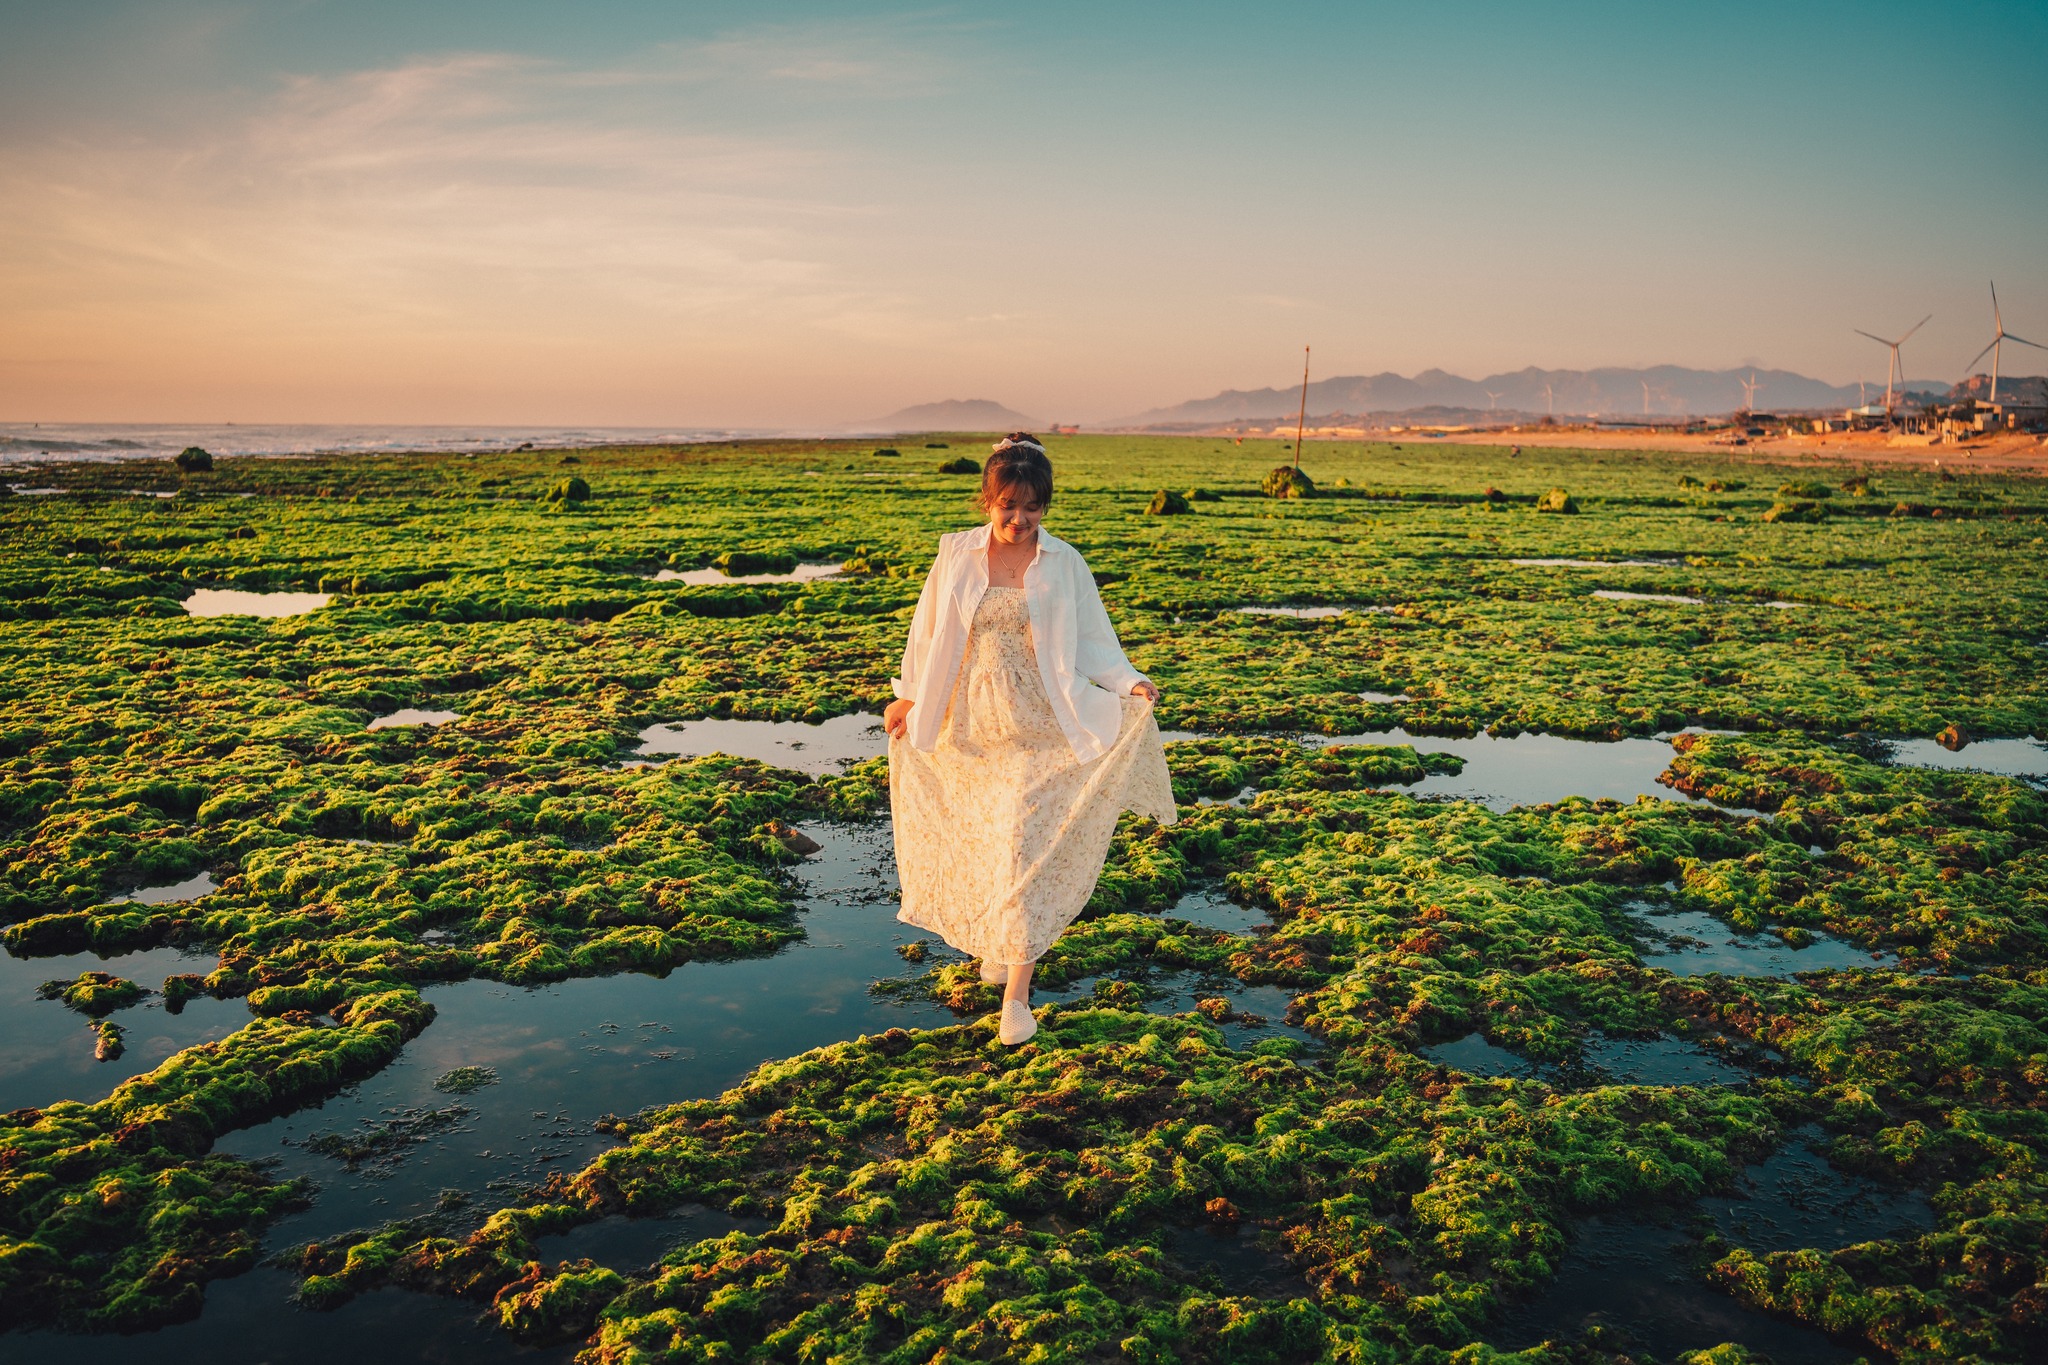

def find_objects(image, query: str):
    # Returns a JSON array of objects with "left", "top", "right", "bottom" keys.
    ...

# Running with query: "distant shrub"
[
  {"left": 937, "top": 456, "right": 981, "bottom": 475},
  {"left": 925, "top": 442, "right": 950, "bottom": 449},
  {"left": 1146, "top": 489, "right": 1190, "bottom": 515},
  {"left": 1535, "top": 488, "right": 1578, "bottom": 514},
  {"left": 558, "top": 455, "right": 581, "bottom": 465},
  {"left": 175, "top": 447, "right": 213, "bottom": 472},
  {"left": 1763, "top": 500, "right": 1827, "bottom": 524},
  {"left": 546, "top": 476, "right": 591, "bottom": 503},
  {"left": 1262, "top": 466, "right": 1316, "bottom": 499},
  {"left": 1778, "top": 480, "right": 1833, "bottom": 499},
  {"left": 872, "top": 448, "right": 900, "bottom": 457}
]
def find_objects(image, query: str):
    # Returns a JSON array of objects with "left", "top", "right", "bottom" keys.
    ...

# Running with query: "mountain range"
[
  {"left": 855, "top": 398, "right": 1043, "bottom": 434},
  {"left": 1106, "top": 366, "right": 1999, "bottom": 427}
]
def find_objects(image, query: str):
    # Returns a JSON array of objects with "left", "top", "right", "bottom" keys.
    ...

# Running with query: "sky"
[{"left": 2, "top": 1, "right": 2044, "bottom": 427}]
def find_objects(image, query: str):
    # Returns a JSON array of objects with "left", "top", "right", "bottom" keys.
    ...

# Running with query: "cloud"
[{"left": 0, "top": 24, "right": 959, "bottom": 413}]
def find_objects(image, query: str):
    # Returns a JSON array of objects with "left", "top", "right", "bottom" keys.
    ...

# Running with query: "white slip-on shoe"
[
  {"left": 978, "top": 959, "right": 1007, "bottom": 985},
  {"left": 998, "top": 999, "right": 1038, "bottom": 1046}
]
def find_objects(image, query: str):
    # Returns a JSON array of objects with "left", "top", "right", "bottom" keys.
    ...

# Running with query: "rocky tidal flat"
[{"left": 2, "top": 435, "right": 2046, "bottom": 1362}]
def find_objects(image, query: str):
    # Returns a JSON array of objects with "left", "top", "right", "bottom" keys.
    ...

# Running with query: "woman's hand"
[
  {"left": 1131, "top": 681, "right": 1160, "bottom": 703},
  {"left": 883, "top": 698, "right": 914, "bottom": 739}
]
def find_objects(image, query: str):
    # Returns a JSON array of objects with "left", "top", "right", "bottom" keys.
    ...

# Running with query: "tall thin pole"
[{"left": 1293, "top": 345, "right": 1310, "bottom": 471}]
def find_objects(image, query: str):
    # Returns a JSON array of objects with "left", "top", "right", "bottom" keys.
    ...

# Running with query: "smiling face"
[{"left": 986, "top": 481, "right": 1045, "bottom": 545}]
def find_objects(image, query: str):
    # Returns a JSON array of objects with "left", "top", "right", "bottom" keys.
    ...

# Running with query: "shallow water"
[
  {"left": 1705, "top": 1126, "right": 1934, "bottom": 1252},
  {"left": 629, "top": 713, "right": 886, "bottom": 774},
  {"left": 1164, "top": 885, "right": 1268, "bottom": 935},
  {"left": 1231, "top": 604, "right": 1365, "bottom": 618},
  {"left": 117, "top": 870, "right": 219, "bottom": 903},
  {"left": 1591, "top": 589, "right": 1704, "bottom": 605},
  {"left": 534, "top": 1204, "right": 771, "bottom": 1273},
  {"left": 0, "top": 943, "right": 242, "bottom": 1113},
  {"left": 1420, "top": 1031, "right": 1754, "bottom": 1088},
  {"left": 1490, "top": 1217, "right": 1854, "bottom": 1362},
  {"left": 1880, "top": 735, "right": 2048, "bottom": 780},
  {"left": 1160, "top": 1224, "right": 1305, "bottom": 1298},
  {"left": 651, "top": 563, "right": 844, "bottom": 586},
  {"left": 1049, "top": 971, "right": 1312, "bottom": 1053},
  {"left": 366, "top": 709, "right": 462, "bottom": 731},
  {"left": 1358, "top": 690, "right": 1411, "bottom": 703},
  {"left": 1635, "top": 907, "right": 1897, "bottom": 977},
  {"left": 183, "top": 588, "right": 333, "bottom": 617},
  {"left": 1304, "top": 727, "right": 1752, "bottom": 814}
]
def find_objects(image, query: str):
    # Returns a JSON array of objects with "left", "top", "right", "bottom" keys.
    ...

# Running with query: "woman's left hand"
[{"left": 1131, "top": 681, "right": 1160, "bottom": 703}]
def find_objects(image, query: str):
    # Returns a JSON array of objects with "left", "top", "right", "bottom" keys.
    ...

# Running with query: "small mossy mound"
[
  {"left": 871, "top": 447, "right": 899, "bottom": 458},
  {"left": 36, "top": 970, "right": 147, "bottom": 1016},
  {"left": 1535, "top": 487, "right": 1579, "bottom": 514},
  {"left": 545, "top": 476, "right": 590, "bottom": 504},
  {"left": 1778, "top": 480, "right": 1834, "bottom": 499},
  {"left": 1843, "top": 474, "right": 1877, "bottom": 496},
  {"left": 1678, "top": 474, "right": 1703, "bottom": 489},
  {"left": 1146, "top": 489, "right": 1190, "bottom": 516},
  {"left": 711, "top": 550, "right": 796, "bottom": 576},
  {"left": 1892, "top": 500, "right": 1934, "bottom": 517},
  {"left": 936, "top": 456, "right": 981, "bottom": 475},
  {"left": 1187, "top": 487, "right": 1221, "bottom": 502},
  {"left": 174, "top": 447, "right": 213, "bottom": 473},
  {"left": 1262, "top": 465, "right": 1316, "bottom": 498},
  {"left": 434, "top": 1066, "right": 500, "bottom": 1095},
  {"left": 1763, "top": 499, "right": 1828, "bottom": 524},
  {"left": 924, "top": 441, "right": 950, "bottom": 449}
]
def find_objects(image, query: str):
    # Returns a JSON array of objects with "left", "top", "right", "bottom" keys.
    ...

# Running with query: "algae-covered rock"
[
  {"left": 174, "top": 447, "right": 213, "bottom": 472},
  {"left": 1777, "top": 480, "right": 1833, "bottom": 499},
  {"left": 1146, "top": 488, "right": 1190, "bottom": 515},
  {"left": 936, "top": 455, "right": 981, "bottom": 474},
  {"left": 545, "top": 476, "right": 590, "bottom": 503},
  {"left": 434, "top": 1065, "right": 499, "bottom": 1095},
  {"left": 1762, "top": 499, "right": 1827, "bottom": 523},
  {"left": 1262, "top": 465, "right": 1316, "bottom": 498},
  {"left": 1936, "top": 722, "right": 1970, "bottom": 751},
  {"left": 1536, "top": 487, "right": 1579, "bottom": 514},
  {"left": 37, "top": 970, "right": 147, "bottom": 1016},
  {"left": 711, "top": 549, "right": 794, "bottom": 575}
]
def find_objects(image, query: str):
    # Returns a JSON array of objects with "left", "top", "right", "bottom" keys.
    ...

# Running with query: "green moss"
[{"left": 36, "top": 970, "right": 147, "bottom": 1016}]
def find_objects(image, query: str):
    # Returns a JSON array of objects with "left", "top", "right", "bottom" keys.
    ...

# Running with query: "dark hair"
[{"left": 977, "top": 433, "right": 1053, "bottom": 511}]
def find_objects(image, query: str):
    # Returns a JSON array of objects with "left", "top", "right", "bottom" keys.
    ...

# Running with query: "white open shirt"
[{"left": 891, "top": 524, "right": 1151, "bottom": 764}]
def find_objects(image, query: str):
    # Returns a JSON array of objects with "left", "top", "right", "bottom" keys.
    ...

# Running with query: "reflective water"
[
  {"left": 534, "top": 1204, "right": 770, "bottom": 1274},
  {"left": 1049, "top": 972, "right": 1311, "bottom": 1054},
  {"left": 367, "top": 709, "right": 462, "bottom": 731},
  {"left": 1880, "top": 735, "right": 2048, "bottom": 781},
  {"left": 1358, "top": 691, "right": 1411, "bottom": 703},
  {"left": 1231, "top": 604, "right": 1368, "bottom": 618},
  {"left": 1635, "top": 907, "right": 1897, "bottom": 977},
  {"left": 1164, "top": 885, "right": 1268, "bottom": 935},
  {"left": 629, "top": 713, "right": 886, "bottom": 774},
  {"left": 1304, "top": 728, "right": 1752, "bottom": 814},
  {"left": 1592, "top": 589, "right": 1704, "bottom": 605},
  {"left": 116, "top": 870, "right": 219, "bottom": 903},
  {"left": 183, "top": 588, "right": 332, "bottom": 617},
  {"left": 651, "top": 563, "right": 843, "bottom": 586},
  {"left": 0, "top": 943, "right": 241, "bottom": 1112},
  {"left": 1161, "top": 1225, "right": 1305, "bottom": 1298}
]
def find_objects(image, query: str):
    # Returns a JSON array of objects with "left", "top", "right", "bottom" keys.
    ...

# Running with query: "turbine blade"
[
  {"left": 1962, "top": 339, "right": 1998, "bottom": 373},
  {"left": 2005, "top": 333, "right": 2048, "bottom": 351},
  {"left": 1900, "top": 313, "right": 1932, "bottom": 343},
  {"left": 1991, "top": 281, "right": 2001, "bottom": 329},
  {"left": 1854, "top": 329, "right": 1890, "bottom": 344}
]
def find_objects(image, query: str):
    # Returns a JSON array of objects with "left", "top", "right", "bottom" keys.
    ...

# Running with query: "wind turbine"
[
  {"left": 1543, "top": 381, "right": 1554, "bottom": 416},
  {"left": 1854, "top": 314, "right": 1930, "bottom": 416},
  {"left": 1962, "top": 282, "right": 2046, "bottom": 404},
  {"left": 1485, "top": 389, "right": 1502, "bottom": 412},
  {"left": 1739, "top": 372, "right": 1762, "bottom": 414},
  {"left": 1641, "top": 379, "right": 1651, "bottom": 416}
]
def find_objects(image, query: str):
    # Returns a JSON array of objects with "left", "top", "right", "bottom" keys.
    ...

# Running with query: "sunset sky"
[{"left": 3, "top": 1, "right": 2044, "bottom": 427}]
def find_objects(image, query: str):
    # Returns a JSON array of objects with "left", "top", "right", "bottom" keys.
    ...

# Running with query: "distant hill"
[
  {"left": 855, "top": 398, "right": 1044, "bottom": 433},
  {"left": 1949, "top": 374, "right": 2048, "bottom": 406},
  {"left": 1107, "top": 366, "right": 1960, "bottom": 426}
]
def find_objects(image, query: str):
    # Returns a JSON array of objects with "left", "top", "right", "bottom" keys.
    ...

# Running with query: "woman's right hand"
[{"left": 883, "top": 698, "right": 914, "bottom": 739}]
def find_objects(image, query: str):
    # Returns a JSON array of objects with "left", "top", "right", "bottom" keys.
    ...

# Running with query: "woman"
[{"left": 884, "top": 434, "right": 1176, "bottom": 1046}]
